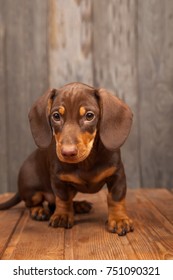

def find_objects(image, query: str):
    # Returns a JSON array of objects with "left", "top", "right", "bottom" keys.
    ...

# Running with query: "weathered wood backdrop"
[{"left": 0, "top": 0, "right": 173, "bottom": 193}]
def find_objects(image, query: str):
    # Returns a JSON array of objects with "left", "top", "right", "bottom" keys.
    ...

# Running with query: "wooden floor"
[{"left": 0, "top": 188, "right": 173, "bottom": 260}]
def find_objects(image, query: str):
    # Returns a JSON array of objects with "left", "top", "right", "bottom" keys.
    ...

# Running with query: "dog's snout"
[{"left": 61, "top": 145, "right": 78, "bottom": 158}]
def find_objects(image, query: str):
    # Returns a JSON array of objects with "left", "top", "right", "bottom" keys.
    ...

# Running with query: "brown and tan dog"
[{"left": 0, "top": 82, "right": 134, "bottom": 235}]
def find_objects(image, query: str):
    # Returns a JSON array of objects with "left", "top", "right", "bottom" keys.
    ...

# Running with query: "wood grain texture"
[
  {"left": 0, "top": 194, "right": 24, "bottom": 259},
  {"left": 138, "top": 0, "right": 173, "bottom": 188},
  {"left": 2, "top": 211, "right": 65, "bottom": 260},
  {"left": 127, "top": 189, "right": 173, "bottom": 259},
  {"left": 0, "top": 0, "right": 49, "bottom": 192},
  {"left": 1, "top": 189, "right": 173, "bottom": 260},
  {"left": 142, "top": 188, "right": 173, "bottom": 224},
  {"left": 93, "top": 0, "right": 140, "bottom": 188},
  {"left": 0, "top": 3, "right": 8, "bottom": 193},
  {"left": 48, "top": 0, "right": 93, "bottom": 87},
  {"left": 64, "top": 191, "right": 137, "bottom": 260}
]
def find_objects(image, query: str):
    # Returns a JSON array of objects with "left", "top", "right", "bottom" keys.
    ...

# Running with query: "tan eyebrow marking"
[
  {"left": 79, "top": 106, "right": 86, "bottom": 116},
  {"left": 59, "top": 106, "right": 65, "bottom": 115}
]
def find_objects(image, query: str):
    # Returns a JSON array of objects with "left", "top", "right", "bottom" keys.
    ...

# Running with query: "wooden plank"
[
  {"left": 126, "top": 189, "right": 173, "bottom": 259},
  {"left": 4, "top": 0, "right": 49, "bottom": 192},
  {"left": 64, "top": 190, "right": 137, "bottom": 260},
  {"left": 0, "top": 194, "right": 25, "bottom": 259},
  {"left": 65, "top": 189, "right": 173, "bottom": 260},
  {"left": 0, "top": 1, "right": 8, "bottom": 193},
  {"left": 48, "top": 0, "right": 93, "bottom": 87},
  {"left": 142, "top": 188, "right": 173, "bottom": 224},
  {"left": 2, "top": 210, "right": 65, "bottom": 260},
  {"left": 1, "top": 189, "right": 173, "bottom": 260},
  {"left": 138, "top": 0, "right": 173, "bottom": 188},
  {"left": 93, "top": 0, "right": 140, "bottom": 188}
]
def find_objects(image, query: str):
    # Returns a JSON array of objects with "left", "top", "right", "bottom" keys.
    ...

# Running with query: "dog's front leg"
[
  {"left": 49, "top": 184, "right": 77, "bottom": 229},
  {"left": 107, "top": 164, "right": 134, "bottom": 236}
]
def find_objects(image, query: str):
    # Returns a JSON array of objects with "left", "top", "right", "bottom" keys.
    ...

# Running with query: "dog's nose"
[{"left": 61, "top": 145, "right": 78, "bottom": 158}]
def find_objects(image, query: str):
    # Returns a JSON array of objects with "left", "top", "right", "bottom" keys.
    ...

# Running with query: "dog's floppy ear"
[
  {"left": 97, "top": 88, "right": 133, "bottom": 151},
  {"left": 28, "top": 89, "right": 57, "bottom": 149}
]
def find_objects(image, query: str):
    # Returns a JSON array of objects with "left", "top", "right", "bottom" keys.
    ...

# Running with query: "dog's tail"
[{"left": 0, "top": 192, "right": 21, "bottom": 210}]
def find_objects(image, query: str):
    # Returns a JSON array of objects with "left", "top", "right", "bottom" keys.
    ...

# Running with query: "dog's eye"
[
  {"left": 52, "top": 112, "right": 61, "bottom": 122},
  {"left": 85, "top": 111, "right": 95, "bottom": 121}
]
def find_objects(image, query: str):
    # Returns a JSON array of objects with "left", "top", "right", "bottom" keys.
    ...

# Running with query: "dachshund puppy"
[{"left": 0, "top": 82, "right": 133, "bottom": 236}]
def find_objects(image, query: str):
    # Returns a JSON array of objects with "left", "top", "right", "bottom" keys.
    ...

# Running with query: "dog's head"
[{"left": 29, "top": 82, "right": 133, "bottom": 163}]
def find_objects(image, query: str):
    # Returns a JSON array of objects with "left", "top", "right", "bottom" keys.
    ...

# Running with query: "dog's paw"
[
  {"left": 30, "top": 206, "right": 51, "bottom": 221},
  {"left": 107, "top": 217, "right": 134, "bottom": 236},
  {"left": 49, "top": 212, "right": 74, "bottom": 229},
  {"left": 73, "top": 200, "right": 92, "bottom": 214}
]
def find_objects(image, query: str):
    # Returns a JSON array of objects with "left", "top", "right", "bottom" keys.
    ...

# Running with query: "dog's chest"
[{"left": 58, "top": 165, "right": 116, "bottom": 193}]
